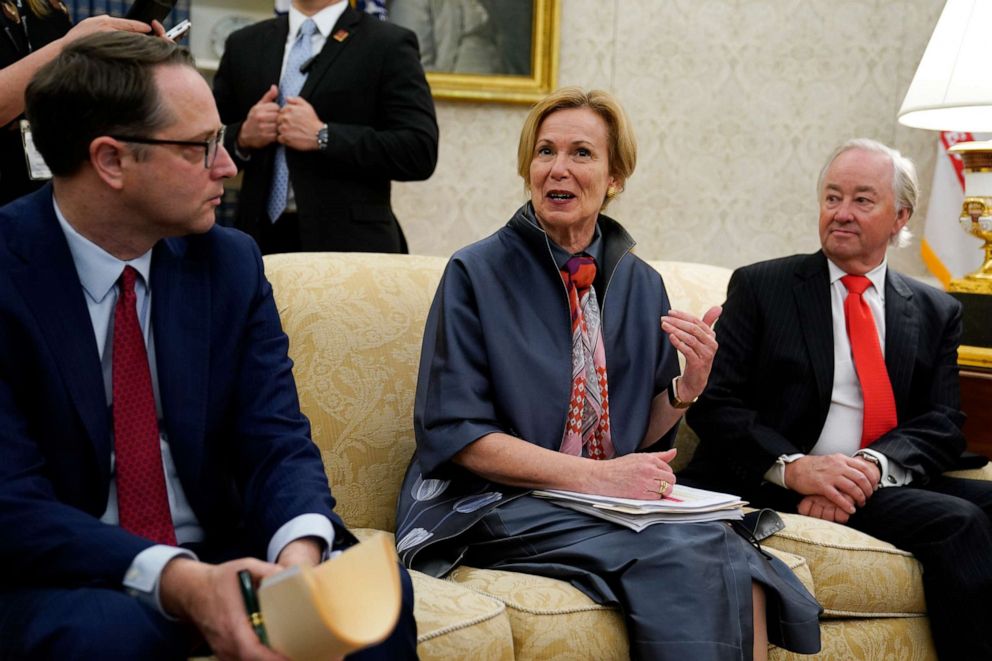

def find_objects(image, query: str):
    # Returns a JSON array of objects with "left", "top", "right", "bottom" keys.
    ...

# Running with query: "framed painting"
[{"left": 388, "top": 0, "right": 560, "bottom": 104}]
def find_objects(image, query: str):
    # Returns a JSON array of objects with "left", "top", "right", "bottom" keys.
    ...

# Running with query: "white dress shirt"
[
  {"left": 765, "top": 258, "right": 912, "bottom": 489},
  {"left": 54, "top": 199, "right": 334, "bottom": 614}
]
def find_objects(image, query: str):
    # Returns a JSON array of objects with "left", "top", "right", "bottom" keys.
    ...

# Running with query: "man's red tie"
[
  {"left": 113, "top": 266, "right": 176, "bottom": 545},
  {"left": 841, "top": 275, "right": 897, "bottom": 448}
]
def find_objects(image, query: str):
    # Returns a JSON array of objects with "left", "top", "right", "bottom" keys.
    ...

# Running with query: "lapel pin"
[{"left": 332, "top": 29, "right": 349, "bottom": 42}]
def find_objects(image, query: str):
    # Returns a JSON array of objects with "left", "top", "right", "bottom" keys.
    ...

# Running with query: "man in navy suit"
[
  {"left": 681, "top": 138, "right": 992, "bottom": 658},
  {"left": 0, "top": 32, "right": 415, "bottom": 659}
]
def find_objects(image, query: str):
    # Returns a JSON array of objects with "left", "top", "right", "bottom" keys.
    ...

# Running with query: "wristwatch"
[
  {"left": 667, "top": 376, "right": 698, "bottom": 409},
  {"left": 855, "top": 451, "right": 883, "bottom": 487},
  {"left": 316, "top": 123, "right": 329, "bottom": 151}
]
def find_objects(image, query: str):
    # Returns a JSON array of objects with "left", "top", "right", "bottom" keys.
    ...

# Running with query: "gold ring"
[{"left": 658, "top": 480, "right": 669, "bottom": 496}]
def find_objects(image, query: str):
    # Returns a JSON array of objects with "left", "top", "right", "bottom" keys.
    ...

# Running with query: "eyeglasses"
[{"left": 111, "top": 127, "right": 226, "bottom": 169}]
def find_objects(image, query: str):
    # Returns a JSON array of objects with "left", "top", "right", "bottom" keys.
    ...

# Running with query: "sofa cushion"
[
  {"left": 448, "top": 546, "right": 813, "bottom": 659},
  {"left": 265, "top": 253, "right": 446, "bottom": 532},
  {"left": 411, "top": 571, "right": 515, "bottom": 660},
  {"left": 945, "top": 463, "right": 992, "bottom": 481},
  {"left": 449, "top": 565, "right": 629, "bottom": 660},
  {"left": 351, "top": 529, "right": 515, "bottom": 659},
  {"left": 763, "top": 514, "right": 925, "bottom": 618},
  {"left": 769, "top": 616, "right": 934, "bottom": 661}
]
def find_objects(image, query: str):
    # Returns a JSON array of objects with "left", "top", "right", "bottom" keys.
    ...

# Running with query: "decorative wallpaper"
[{"left": 391, "top": 0, "right": 947, "bottom": 280}]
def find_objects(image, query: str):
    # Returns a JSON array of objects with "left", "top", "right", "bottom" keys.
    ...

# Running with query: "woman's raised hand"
[{"left": 661, "top": 306, "right": 721, "bottom": 402}]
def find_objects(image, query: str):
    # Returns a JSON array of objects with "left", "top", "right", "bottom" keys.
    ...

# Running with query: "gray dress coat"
[{"left": 395, "top": 205, "right": 822, "bottom": 660}]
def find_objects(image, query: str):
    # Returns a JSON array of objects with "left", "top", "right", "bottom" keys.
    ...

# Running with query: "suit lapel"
[
  {"left": 7, "top": 189, "right": 111, "bottom": 469},
  {"left": 884, "top": 271, "right": 917, "bottom": 409},
  {"left": 300, "top": 6, "right": 363, "bottom": 98},
  {"left": 150, "top": 238, "right": 209, "bottom": 484},
  {"left": 262, "top": 16, "right": 290, "bottom": 88},
  {"left": 794, "top": 252, "right": 834, "bottom": 420}
]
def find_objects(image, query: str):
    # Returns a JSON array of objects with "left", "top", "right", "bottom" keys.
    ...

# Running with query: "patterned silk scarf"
[{"left": 559, "top": 256, "right": 615, "bottom": 460}]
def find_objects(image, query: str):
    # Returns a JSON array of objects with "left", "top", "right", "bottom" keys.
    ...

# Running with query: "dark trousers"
[
  {"left": 746, "top": 475, "right": 992, "bottom": 660},
  {"left": 0, "top": 564, "right": 418, "bottom": 660},
  {"left": 847, "top": 476, "right": 992, "bottom": 661},
  {"left": 255, "top": 211, "right": 410, "bottom": 255}
]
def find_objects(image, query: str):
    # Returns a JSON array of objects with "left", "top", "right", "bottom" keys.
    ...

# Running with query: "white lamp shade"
[{"left": 898, "top": 0, "right": 992, "bottom": 132}]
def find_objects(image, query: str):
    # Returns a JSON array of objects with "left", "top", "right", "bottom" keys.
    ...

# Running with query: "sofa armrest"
[{"left": 945, "top": 462, "right": 992, "bottom": 481}]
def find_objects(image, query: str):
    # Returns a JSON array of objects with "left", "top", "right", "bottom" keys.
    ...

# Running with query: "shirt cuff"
[
  {"left": 123, "top": 545, "right": 198, "bottom": 618},
  {"left": 267, "top": 513, "right": 336, "bottom": 564},
  {"left": 857, "top": 449, "right": 913, "bottom": 488},
  {"left": 233, "top": 142, "right": 252, "bottom": 161},
  {"left": 763, "top": 453, "right": 806, "bottom": 488}
]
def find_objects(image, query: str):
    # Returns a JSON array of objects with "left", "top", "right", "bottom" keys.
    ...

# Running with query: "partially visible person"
[
  {"left": 479, "top": 0, "right": 531, "bottom": 75},
  {"left": 213, "top": 0, "right": 438, "bottom": 254},
  {"left": 681, "top": 138, "right": 992, "bottom": 659},
  {"left": 0, "top": 32, "right": 416, "bottom": 658},
  {"left": 395, "top": 86, "right": 822, "bottom": 660},
  {"left": 389, "top": 0, "right": 503, "bottom": 73},
  {"left": 0, "top": 4, "right": 156, "bottom": 205}
]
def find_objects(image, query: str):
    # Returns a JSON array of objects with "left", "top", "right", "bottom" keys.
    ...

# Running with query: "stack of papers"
[{"left": 532, "top": 485, "right": 746, "bottom": 532}]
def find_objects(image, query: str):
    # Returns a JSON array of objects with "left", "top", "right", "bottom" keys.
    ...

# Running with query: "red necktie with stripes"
[
  {"left": 841, "top": 275, "right": 898, "bottom": 448},
  {"left": 113, "top": 266, "right": 176, "bottom": 545}
]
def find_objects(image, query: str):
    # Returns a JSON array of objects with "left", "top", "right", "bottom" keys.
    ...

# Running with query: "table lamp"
[{"left": 898, "top": 0, "right": 992, "bottom": 295}]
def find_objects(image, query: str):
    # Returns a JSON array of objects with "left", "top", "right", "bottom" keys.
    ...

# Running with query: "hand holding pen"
[
  {"left": 239, "top": 569, "right": 269, "bottom": 646},
  {"left": 159, "top": 557, "right": 285, "bottom": 660}
]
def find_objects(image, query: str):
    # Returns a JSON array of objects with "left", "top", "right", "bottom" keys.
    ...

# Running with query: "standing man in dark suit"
[
  {"left": 681, "top": 138, "right": 992, "bottom": 659},
  {"left": 213, "top": 0, "right": 438, "bottom": 255},
  {"left": 0, "top": 32, "right": 416, "bottom": 658}
]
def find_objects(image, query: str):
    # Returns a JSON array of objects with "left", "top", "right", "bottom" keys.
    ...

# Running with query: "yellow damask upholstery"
[
  {"left": 263, "top": 252, "right": 987, "bottom": 660},
  {"left": 350, "top": 529, "right": 515, "bottom": 659},
  {"left": 772, "top": 618, "right": 937, "bottom": 661},
  {"left": 449, "top": 565, "right": 629, "bottom": 660},
  {"left": 266, "top": 253, "right": 445, "bottom": 532},
  {"left": 763, "top": 514, "right": 925, "bottom": 617}
]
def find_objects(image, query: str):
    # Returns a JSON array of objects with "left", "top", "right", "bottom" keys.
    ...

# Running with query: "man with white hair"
[{"left": 681, "top": 138, "right": 992, "bottom": 658}]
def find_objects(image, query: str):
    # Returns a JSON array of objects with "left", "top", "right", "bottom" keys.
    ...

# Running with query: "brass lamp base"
[
  {"left": 946, "top": 194, "right": 992, "bottom": 294},
  {"left": 946, "top": 142, "right": 992, "bottom": 295},
  {"left": 949, "top": 273, "right": 992, "bottom": 294}
]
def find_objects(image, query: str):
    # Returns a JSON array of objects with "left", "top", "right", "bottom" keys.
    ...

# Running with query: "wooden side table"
[{"left": 960, "top": 346, "right": 992, "bottom": 459}]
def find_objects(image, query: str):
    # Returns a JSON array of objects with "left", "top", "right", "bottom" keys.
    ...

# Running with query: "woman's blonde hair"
[
  {"left": 26, "top": 0, "right": 53, "bottom": 17},
  {"left": 517, "top": 86, "right": 636, "bottom": 209}
]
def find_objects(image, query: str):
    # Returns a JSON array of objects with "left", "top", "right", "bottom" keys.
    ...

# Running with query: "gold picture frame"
[{"left": 393, "top": 0, "right": 560, "bottom": 105}]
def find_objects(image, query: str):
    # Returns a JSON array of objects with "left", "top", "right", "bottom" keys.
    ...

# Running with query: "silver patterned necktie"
[{"left": 267, "top": 18, "right": 317, "bottom": 223}]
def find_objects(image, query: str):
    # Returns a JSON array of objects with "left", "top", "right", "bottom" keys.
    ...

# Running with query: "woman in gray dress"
[{"left": 395, "top": 87, "right": 821, "bottom": 660}]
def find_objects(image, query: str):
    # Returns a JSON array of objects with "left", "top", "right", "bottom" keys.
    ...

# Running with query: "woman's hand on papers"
[{"left": 591, "top": 448, "right": 678, "bottom": 500}]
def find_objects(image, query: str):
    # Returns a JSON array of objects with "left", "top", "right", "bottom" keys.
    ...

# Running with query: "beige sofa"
[{"left": 264, "top": 252, "right": 992, "bottom": 660}]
